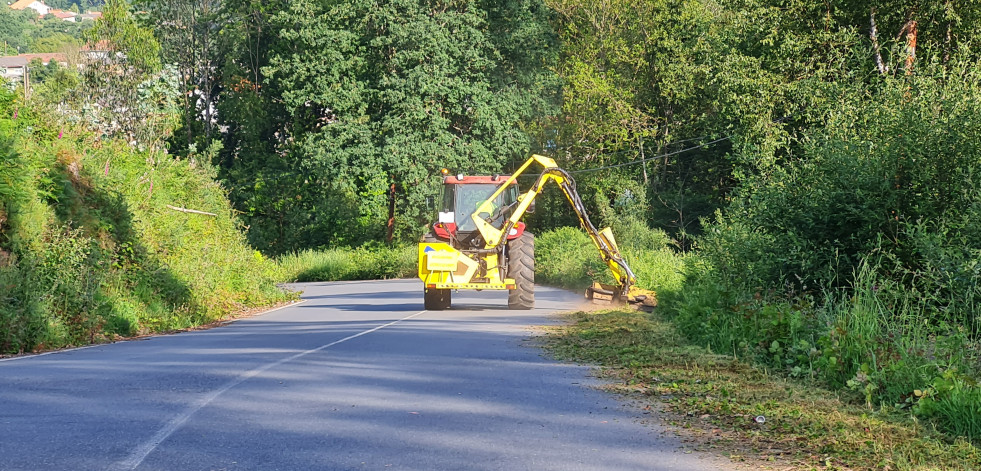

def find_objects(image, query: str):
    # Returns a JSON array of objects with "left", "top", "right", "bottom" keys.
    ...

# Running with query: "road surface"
[{"left": 0, "top": 279, "right": 726, "bottom": 470}]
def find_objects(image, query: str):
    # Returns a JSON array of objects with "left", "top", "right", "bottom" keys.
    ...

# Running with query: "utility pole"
[{"left": 23, "top": 63, "right": 30, "bottom": 101}]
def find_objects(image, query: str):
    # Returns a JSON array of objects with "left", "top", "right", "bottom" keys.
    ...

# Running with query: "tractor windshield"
[{"left": 451, "top": 183, "right": 518, "bottom": 232}]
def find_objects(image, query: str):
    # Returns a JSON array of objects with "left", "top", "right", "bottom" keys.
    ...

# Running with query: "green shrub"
[
  {"left": 277, "top": 244, "right": 417, "bottom": 282},
  {"left": 535, "top": 218, "right": 686, "bottom": 296},
  {"left": 664, "top": 64, "right": 981, "bottom": 443},
  {"left": 0, "top": 262, "right": 46, "bottom": 353},
  {"left": 701, "top": 66, "right": 981, "bottom": 317},
  {"left": 0, "top": 92, "right": 292, "bottom": 353},
  {"left": 667, "top": 256, "right": 822, "bottom": 371},
  {"left": 667, "top": 252, "right": 981, "bottom": 440},
  {"left": 812, "top": 261, "right": 973, "bottom": 401},
  {"left": 536, "top": 226, "right": 609, "bottom": 289},
  {"left": 915, "top": 371, "right": 981, "bottom": 441}
]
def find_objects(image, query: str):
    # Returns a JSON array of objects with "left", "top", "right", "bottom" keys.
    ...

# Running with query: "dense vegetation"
[
  {"left": 159, "top": 0, "right": 561, "bottom": 252},
  {"left": 0, "top": 1, "right": 288, "bottom": 354},
  {"left": 535, "top": 0, "right": 981, "bottom": 445},
  {"left": 0, "top": 1, "right": 101, "bottom": 55},
  {"left": 0, "top": 86, "right": 290, "bottom": 352},
  {"left": 5, "top": 0, "right": 981, "bottom": 453}
]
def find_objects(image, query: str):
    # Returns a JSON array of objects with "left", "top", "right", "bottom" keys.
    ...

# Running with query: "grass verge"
[
  {"left": 0, "top": 91, "right": 293, "bottom": 354},
  {"left": 276, "top": 244, "right": 416, "bottom": 282},
  {"left": 544, "top": 308, "right": 981, "bottom": 470}
]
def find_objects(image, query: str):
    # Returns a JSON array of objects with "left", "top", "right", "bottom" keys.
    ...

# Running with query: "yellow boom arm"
[{"left": 472, "top": 155, "right": 638, "bottom": 297}]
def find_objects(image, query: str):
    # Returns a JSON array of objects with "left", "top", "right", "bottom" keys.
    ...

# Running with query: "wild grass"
[
  {"left": 535, "top": 218, "right": 686, "bottom": 298},
  {"left": 545, "top": 308, "right": 981, "bottom": 470},
  {"left": 535, "top": 217, "right": 981, "bottom": 458},
  {"left": 276, "top": 244, "right": 416, "bottom": 282},
  {"left": 666, "top": 257, "right": 981, "bottom": 446},
  {"left": 0, "top": 92, "right": 292, "bottom": 354}
]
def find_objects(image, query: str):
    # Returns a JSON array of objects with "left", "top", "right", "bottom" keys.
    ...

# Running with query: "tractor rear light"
[
  {"left": 426, "top": 284, "right": 437, "bottom": 289},
  {"left": 506, "top": 222, "right": 526, "bottom": 240},
  {"left": 506, "top": 284, "right": 516, "bottom": 289},
  {"left": 434, "top": 221, "right": 455, "bottom": 239}
]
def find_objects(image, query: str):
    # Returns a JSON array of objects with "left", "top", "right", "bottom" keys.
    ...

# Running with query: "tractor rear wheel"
[
  {"left": 507, "top": 232, "right": 535, "bottom": 310},
  {"left": 424, "top": 288, "right": 451, "bottom": 310}
]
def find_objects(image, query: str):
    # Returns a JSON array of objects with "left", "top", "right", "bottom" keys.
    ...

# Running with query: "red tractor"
[{"left": 418, "top": 155, "right": 640, "bottom": 310}]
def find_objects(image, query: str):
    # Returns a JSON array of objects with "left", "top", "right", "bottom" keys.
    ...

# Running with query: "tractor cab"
[{"left": 432, "top": 174, "right": 522, "bottom": 248}]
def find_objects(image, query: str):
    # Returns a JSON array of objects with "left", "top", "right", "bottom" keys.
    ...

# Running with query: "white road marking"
[
  {"left": 111, "top": 310, "right": 429, "bottom": 471},
  {"left": 0, "top": 344, "right": 100, "bottom": 362}
]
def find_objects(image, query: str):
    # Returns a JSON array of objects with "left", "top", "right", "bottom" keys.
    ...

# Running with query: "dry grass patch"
[{"left": 543, "top": 309, "right": 981, "bottom": 470}]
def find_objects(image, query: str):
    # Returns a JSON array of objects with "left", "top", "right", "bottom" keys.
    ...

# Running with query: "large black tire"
[
  {"left": 422, "top": 232, "right": 450, "bottom": 310},
  {"left": 424, "top": 288, "right": 451, "bottom": 310},
  {"left": 507, "top": 232, "right": 535, "bottom": 310}
]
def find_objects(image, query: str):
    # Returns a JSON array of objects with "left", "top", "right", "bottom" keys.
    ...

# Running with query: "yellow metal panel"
[
  {"left": 455, "top": 253, "right": 479, "bottom": 282},
  {"left": 531, "top": 154, "right": 558, "bottom": 168},
  {"left": 418, "top": 242, "right": 455, "bottom": 280},
  {"left": 426, "top": 251, "right": 458, "bottom": 271},
  {"left": 428, "top": 280, "right": 516, "bottom": 290},
  {"left": 599, "top": 227, "right": 620, "bottom": 252},
  {"left": 418, "top": 242, "right": 479, "bottom": 284}
]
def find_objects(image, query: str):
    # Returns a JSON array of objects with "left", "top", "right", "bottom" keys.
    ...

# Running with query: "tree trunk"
[
  {"left": 386, "top": 180, "right": 397, "bottom": 244},
  {"left": 639, "top": 138, "right": 648, "bottom": 185},
  {"left": 904, "top": 21, "right": 917, "bottom": 74},
  {"left": 870, "top": 9, "right": 886, "bottom": 75}
]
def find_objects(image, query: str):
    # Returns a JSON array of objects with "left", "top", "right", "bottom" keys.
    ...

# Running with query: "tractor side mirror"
[{"left": 426, "top": 196, "right": 435, "bottom": 210}]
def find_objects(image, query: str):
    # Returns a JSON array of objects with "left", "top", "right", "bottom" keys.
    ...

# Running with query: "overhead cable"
[{"left": 568, "top": 135, "right": 733, "bottom": 174}]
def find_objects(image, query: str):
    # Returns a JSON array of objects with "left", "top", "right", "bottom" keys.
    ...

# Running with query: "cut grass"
[{"left": 543, "top": 308, "right": 981, "bottom": 470}]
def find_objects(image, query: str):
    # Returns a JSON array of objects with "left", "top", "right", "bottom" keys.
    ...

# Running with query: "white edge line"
[
  {"left": 0, "top": 343, "right": 102, "bottom": 362},
  {"left": 112, "top": 309, "right": 429, "bottom": 471},
  {"left": 214, "top": 299, "right": 307, "bottom": 326},
  {"left": 0, "top": 301, "right": 307, "bottom": 364}
]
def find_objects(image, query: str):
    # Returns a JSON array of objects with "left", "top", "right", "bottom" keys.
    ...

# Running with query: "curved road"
[{"left": 0, "top": 280, "right": 725, "bottom": 470}]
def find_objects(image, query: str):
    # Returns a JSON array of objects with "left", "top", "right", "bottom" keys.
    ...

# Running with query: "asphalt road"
[{"left": 0, "top": 279, "right": 726, "bottom": 471}]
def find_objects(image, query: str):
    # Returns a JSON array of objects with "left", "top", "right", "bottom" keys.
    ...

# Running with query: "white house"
[
  {"left": 0, "top": 53, "right": 67, "bottom": 80},
  {"left": 8, "top": 0, "right": 50, "bottom": 16},
  {"left": 49, "top": 9, "right": 77, "bottom": 22}
]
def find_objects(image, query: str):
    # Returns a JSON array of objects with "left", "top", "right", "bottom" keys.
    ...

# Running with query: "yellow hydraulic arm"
[{"left": 472, "top": 154, "right": 638, "bottom": 299}]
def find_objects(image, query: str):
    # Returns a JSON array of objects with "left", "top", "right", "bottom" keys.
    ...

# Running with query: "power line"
[
  {"left": 568, "top": 134, "right": 733, "bottom": 175},
  {"left": 563, "top": 113, "right": 798, "bottom": 175}
]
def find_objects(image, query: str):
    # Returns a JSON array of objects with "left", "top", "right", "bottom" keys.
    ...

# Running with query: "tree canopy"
[
  {"left": 22, "top": 0, "right": 981, "bottom": 271},
  {"left": 184, "top": 0, "right": 559, "bottom": 252}
]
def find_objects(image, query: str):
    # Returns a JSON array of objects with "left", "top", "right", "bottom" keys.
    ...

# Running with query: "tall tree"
[
  {"left": 0, "top": 7, "right": 33, "bottom": 53},
  {"left": 222, "top": 0, "right": 558, "bottom": 252},
  {"left": 211, "top": 0, "right": 292, "bottom": 251},
  {"left": 136, "top": 0, "right": 221, "bottom": 151},
  {"left": 81, "top": 0, "right": 174, "bottom": 148},
  {"left": 542, "top": 0, "right": 981, "bottom": 240},
  {"left": 545, "top": 0, "right": 731, "bottom": 238}
]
